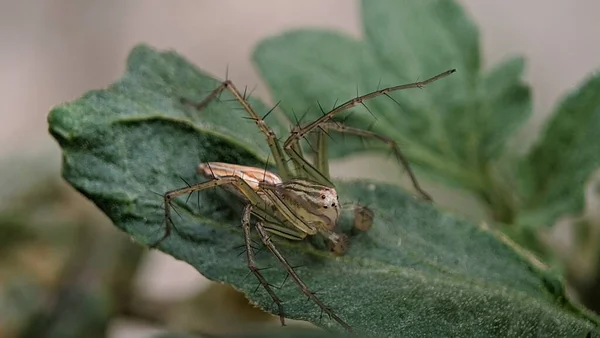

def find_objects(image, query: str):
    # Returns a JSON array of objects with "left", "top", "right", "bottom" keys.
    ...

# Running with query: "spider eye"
[
  {"left": 323, "top": 206, "right": 328, "bottom": 209},
  {"left": 331, "top": 203, "right": 336, "bottom": 207},
  {"left": 321, "top": 195, "right": 326, "bottom": 200}
]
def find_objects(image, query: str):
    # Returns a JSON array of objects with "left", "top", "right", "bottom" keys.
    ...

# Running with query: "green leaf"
[
  {"left": 47, "top": 45, "right": 600, "bottom": 337},
  {"left": 518, "top": 73, "right": 600, "bottom": 229},
  {"left": 252, "top": 0, "right": 531, "bottom": 219},
  {"left": 154, "top": 328, "right": 348, "bottom": 338},
  {"left": 480, "top": 57, "right": 530, "bottom": 160}
]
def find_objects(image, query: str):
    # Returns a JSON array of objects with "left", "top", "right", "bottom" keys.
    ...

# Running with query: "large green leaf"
[
  {"left": 154, "top": 328, "right": 354, "bottom": 338},
  {"left": 252, "top": 0, "right": 531, "bottom": 219},
  {"left": 47, "top": 45, "right": 599, "bottom": 337},
  {"left": 517, "top": 73, "right": 600, "bottom": 230}
]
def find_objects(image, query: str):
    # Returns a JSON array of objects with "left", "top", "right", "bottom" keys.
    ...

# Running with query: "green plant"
[{"left": 47, "top": 0, "right": 600, "bottom": 337}]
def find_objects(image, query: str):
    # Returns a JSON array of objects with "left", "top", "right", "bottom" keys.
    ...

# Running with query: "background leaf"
[
  {"left": 252, "top": 0, "right": 531, "bottom": 222},
  {"left": 47, "top": 45, "right": 600, "bottom": 337},
  {"left": 517, "top": 73, "right": 600, "bottom": 234}
]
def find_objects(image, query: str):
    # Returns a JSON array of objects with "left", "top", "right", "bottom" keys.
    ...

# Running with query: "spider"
[{"left": 153, "top": 68, "right": 455, "bottom": 331}]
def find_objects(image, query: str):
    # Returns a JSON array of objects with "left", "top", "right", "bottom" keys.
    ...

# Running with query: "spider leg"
[
  {"left": 254, "top": 221, "right": 353, "bottom": 332},
  {"left": 282, "top": 69, "right": 455, "bottom": 188},
  {"left": 151, "top": 175, "right": 272, "bottom": 248},
  {"left": 284, "top": 69, "right": 455, "bottom": 149},
  {"left": 314, "top": 128, "right": 331, "bottom": 181},
  {"left": 318, "top": 122, "right": 432, "bottom": 201},
  {"left": 283, "top": 125, "right": 334, "bottom": 187},
  {"left": 181, "top": 80, "right": 292, "bottom": 180},
  {"left": 241, "top": 205, "right": 285, "bottom": 326}
]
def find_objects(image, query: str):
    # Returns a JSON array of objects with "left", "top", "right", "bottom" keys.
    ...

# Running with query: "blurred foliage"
[
  {"left": 0, "top": 169, "right": 141, "bottom": 338},
  {"left": 540, "top": 170, "right": 600, "bottom": 316},
  {"left": 516, "top": 74, "right": 600, "bottom": 244}
]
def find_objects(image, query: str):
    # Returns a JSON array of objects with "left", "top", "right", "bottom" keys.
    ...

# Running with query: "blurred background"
[{"left": 1, "top": 1, "right": 599, "bottom": 337}]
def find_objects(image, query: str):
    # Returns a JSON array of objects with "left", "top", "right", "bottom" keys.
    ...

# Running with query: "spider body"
[
  {"left": 156, "top": 69, "right": 456, "bottom": 331},
  {"left": 198, "top": 162, "right": 347, "bottom": 253}
]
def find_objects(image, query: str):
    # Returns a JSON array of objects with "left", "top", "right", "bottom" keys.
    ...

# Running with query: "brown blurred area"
[{"left": 0, "top": 1, "right": 598, "bottom": 337}]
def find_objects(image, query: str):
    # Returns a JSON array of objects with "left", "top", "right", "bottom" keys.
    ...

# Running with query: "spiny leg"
[
  {"left": 181, "top": 80, "right": 291, "bottom": 181},
  {"left": 284, "top": 125, "right": 334, "bottom": 188},
  {"left": 319, "top": 122, "right": 432, "bottom": 201},
  {"left": 287, "top": 109, "right": 317, "bottom": 181},
  {"left": 241, "top": 205, "right": 286, "bottom": 326},
  {"left": 152, "top": 175, "right": 271, "bottom": 248},
  {"left": 284, "top": 69, "right": 456, "bottom": 148},
  {"left": 253, "top": 221, "right": 352, "bottom": 332},
  {"left": 283, "top": 69, "right": 456, "bottom": 192},
  {"left": 312, "top": 127, "right": 374, "bottom": 234},
  {"left": 314, "top": 128, "right": 330, "bottom": 181}
]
